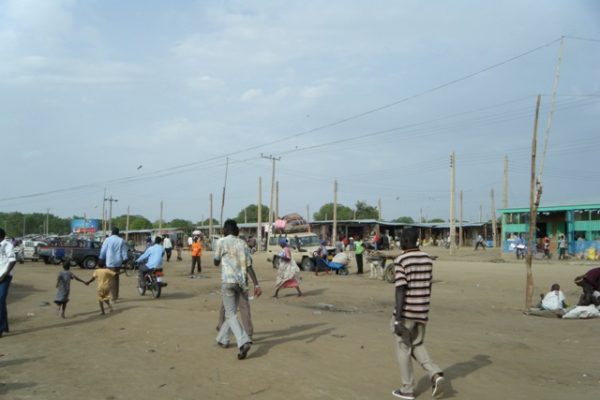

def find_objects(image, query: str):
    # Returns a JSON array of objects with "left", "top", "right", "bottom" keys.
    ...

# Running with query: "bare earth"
[{"left": 1, "top": 248, "right": 598, "bottom": 400}]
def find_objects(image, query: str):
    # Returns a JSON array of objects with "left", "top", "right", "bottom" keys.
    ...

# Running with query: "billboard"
[{"left": 71, "top": 219, "right": 101, "bottom": 234}]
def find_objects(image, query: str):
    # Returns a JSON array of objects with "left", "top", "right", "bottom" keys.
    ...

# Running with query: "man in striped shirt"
[{"left": 391, "top": 228, "right": 444, "bottom": 400}]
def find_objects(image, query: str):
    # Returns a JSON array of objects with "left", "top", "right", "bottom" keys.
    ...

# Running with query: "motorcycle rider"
[{"left": 135, "top": 236, "right": 165, "bottom": 286}]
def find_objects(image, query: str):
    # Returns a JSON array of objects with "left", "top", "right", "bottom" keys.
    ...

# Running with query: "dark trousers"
[
  {"left": 355, "top": 253, "right": 363, "bottom": 274},
  {"left": 165, "top": 248, "right": 172, "bottom": 262},
  {"left": 0, "top": 275, "right": 12, "bottom": 333},
  {"left": 191, "top": 256, "right": 201, "bottom": 274},
  {"left": 578, "top": 280, "right": 600, "bottom": 306},
  {"left": 474, "top": 241, "right": 485, "bottom": 250}
]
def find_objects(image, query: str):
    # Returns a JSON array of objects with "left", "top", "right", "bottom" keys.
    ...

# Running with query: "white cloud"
[{"left": 240, "top": 88, "right": 264, "bottom": 102}]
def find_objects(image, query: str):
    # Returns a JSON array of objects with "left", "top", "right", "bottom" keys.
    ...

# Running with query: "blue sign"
[{"left": 71, "top": 219, "right": 100, "bottom": 234}]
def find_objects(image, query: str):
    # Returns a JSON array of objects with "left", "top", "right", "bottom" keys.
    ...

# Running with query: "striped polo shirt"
[{"left": 394, "top": 248, "right": 433, "bottom": 323}]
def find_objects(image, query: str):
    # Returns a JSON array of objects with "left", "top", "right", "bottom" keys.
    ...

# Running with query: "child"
[
  {"left": 55, "top": 259, "right": 87, "bottom": 318},
  {"left": 86, "top": 265, "right": 117, "bottom": 315},
  {"left": 540, "top": 283, "right": 567, "bottom": 312}
]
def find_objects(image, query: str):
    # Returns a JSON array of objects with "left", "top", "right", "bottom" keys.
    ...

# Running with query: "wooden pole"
[
  {"left": 220, "top": 157, "right": 229, "bottom": 228},
  {"left": 257, "top": 178, "right": 262, "bottom": 246},
  {"left": 503, "top": 156, "right": 509, "bottom": 209},
  {"left": 491, "top": 188, "right": 497, "bottom": 250},
  {"left": 332, "top": 180, "right": 338, "bottom": 245},
  {"left": 209, "top": 194, "right": 213, "bottom": 240},
  {"left": 306, "top": 204, "right": 311, "bottom": 232},
  {"left": 275, "top": 180, "right": 279, "bottom": 220},
  {"left": 449, "top": 152, "right": 456, "bottom": 255},
  {"left": 125, "top": 206, "right": 130, "bottom": 241},
  {"left": 459, "top": 190, "right": 464, "bottom": 248},
  {"left": 101, "top": 188, "right": 106, "bottom": 235},
  {"left": 526, "top": 95, "right": 542, "bottom": 308},
  {"left": 158, "top": 200, "right": 163, "bottom": 234},
  {"left": 261, "top": 154, "right": 280, "bottom": 237}
]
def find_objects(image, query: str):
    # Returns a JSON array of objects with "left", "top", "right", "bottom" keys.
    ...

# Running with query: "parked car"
[{"left": 266, "top": 232, "right": 336, "bottom": 271}]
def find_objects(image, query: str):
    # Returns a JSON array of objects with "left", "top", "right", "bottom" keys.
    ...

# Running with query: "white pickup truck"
[{"left": 266, "top": 232, "right": 335, "bottom": 271}]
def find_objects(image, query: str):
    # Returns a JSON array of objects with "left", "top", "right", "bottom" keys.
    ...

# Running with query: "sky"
[{"left": 1, "top": 0, "right": 599, "bottom": 225}]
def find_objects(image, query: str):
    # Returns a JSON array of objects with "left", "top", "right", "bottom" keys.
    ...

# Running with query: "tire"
[
  {"left": 82, "top": 257, "right": 98, "bottom": 269},
  {"left": 301, "top": 257, "right": 314, "bottom": 272},
  {"left": 152, "top": 284, "right": 162, "bottom": 299},
  {"left": 384, "top": 265, "right": 395, "bottom": 283},
  {"left": 138, "top": 277, "right": 146, "bottom": 296}
]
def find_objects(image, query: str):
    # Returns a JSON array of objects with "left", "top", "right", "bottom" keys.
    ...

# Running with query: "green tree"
[
  {"left": 313, "top": 203, "right": 353, "bottom": 221},
  {"left": 235, "top": 204, "right": 271, "bottom": 223},
  {"left": 168, "top": 219, "right": 194, "bottom": 231},
  {"left": 111, "top": 215, "right": 153, "bottom": 231},
  {"left": 428, "top": 218, "right": 445, "bottom": 223},
  {"left": 393, "top": 216, "right": 415, "bottom": 223},
  {"left": 199, "top": 218, "right": 220, "bottom": 226},
  {"left": 355, "top": 201, "right": 379, "bottom": 219}
]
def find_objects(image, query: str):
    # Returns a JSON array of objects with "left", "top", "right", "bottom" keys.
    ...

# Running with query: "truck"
[
  {"left": 38, "top": 239, "right": 102, "bottom": 269},
  {"left": 266, "top": 231, "right": 335, "bottom": 271}
]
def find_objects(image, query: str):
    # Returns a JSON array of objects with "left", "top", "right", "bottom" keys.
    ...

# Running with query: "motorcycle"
[
  {"left": 136, "top": 265, "right": 167, "bottom": 298},
  {"left": 516, "top": 244, "right": 527, "bottom": 260}
]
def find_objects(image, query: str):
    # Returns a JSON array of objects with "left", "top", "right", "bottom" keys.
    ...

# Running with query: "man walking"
[
  {"left": 214, "top": 219, "right": 255, "bottom": 360},
  {"left": 355, "top": 237, "right": 365, "bottom": 274},
  {"left": 0, "top": 228, "right": 17, "bottom": 337},
  {"left": 163, "top": 235, "right": 173, "bottom": 262},
  {"left": 391, "top": 228, "right": 444, "bottom": 399},
  {"left": 99, "top": 227, "right": 128, "bottom": 301}
]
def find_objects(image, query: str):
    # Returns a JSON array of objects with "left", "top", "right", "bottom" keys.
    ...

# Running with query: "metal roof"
[{"left": 499, "top": 203, "right": 600, "bottom": 213}]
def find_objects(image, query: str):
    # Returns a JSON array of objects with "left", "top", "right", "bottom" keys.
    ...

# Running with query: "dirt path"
[{"left": 1, "top": 248, "right": 598, "bottom": 399}]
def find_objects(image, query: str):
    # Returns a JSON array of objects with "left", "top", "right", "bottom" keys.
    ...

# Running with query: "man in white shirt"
[
  {"left": 0, "top": 228, "right": 17, "bottom": 337},
  {"left": 541, "top": 283, "right": 566, "bottom": 311},
  {"left": 163, "top": 235, "right": 173, "bottom": 262}
]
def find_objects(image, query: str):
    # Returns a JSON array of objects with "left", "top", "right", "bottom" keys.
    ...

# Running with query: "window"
[
  {"left": 590, "top": 210, "right": 600, "bottom": 221},
  {"left": 574, "top": 211, "right": 589, "bottom": 221}
]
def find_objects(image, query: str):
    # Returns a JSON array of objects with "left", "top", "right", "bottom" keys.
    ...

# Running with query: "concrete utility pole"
[
  {"left": 125, "top": 206, "right": 130, "bottom": 241},
  {"left": 503, "top": 156, "right": 509, "bottom": 209},
  {"left": 257, "top": 178, "right": 262, "bottom": 247},
  {"left": 306, "top": 204, "right": 311, "bottom": 232},
  {"left": 209, "top": 193, "right": 213, "bottom": 241},
  {"left": 491, "top": 188, "right": 497, "bottom": 250},
  {"left": 449, "top": 152, "right": 457, "bottom": 255},
  {"left": 261, "top": 153, "right": 281, "bottom": 235},
  {"left": 105, "top": 195, "right": 118, "bottom": 232},
  {"left": 378, "top": 198, "right": 382, "bottom": 220},
  {"left": 526, "top": 95, "right": 542, "bottom": 308},
  {"left": 158, "top": 200, "right": 163, "bottom": 231},
  {"left": 244, "top": 208, "right": 247, "bottom": 224},
  {"left": 46, "top": 209, "right": 50, "bottom": 236},
  {"left": 333, "top": 180, "right": 338, "bottom": 245},
  {"left": 459, "top": 190, "right": 464, "bottom": 248}
]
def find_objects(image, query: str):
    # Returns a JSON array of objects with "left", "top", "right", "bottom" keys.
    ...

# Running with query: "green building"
[{"left": 499, "top": 203, "right": 600, "bottom": 255}]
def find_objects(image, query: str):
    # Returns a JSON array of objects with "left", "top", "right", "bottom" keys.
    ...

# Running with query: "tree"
[
  {"left": 111, "top": 215, "right": 153, "bottom": 230},
  {"left": 167, "top": 219, "right": 194, "bottom": 231},
  {"left": 355, "top": 201, "right": 379, "bottom": 219},
  {"left": 199, "top": 218, "right": 219, "bottom": 226},
  {"left": 428, "top": 218, "right": 445, "bottom": 223},
  {"left": 235, "top": 204, "right": 271, "bottom": 223},
  {"left": 393, "top": 216, "right": 415, "bottom": 223},
  {"left": 313, "top": 203, "right": 353, "bottom": 221}
]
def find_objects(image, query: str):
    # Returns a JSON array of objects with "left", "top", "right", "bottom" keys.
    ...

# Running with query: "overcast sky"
[{"left": 1, "top": 0, "right": 599, "bottom": 225}]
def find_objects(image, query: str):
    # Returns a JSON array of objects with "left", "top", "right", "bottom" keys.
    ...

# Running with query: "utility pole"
[
  {"left": 244, "top": 208, "right": 247, "bottom": 224},
  {"left": 306, "top": 204, "right": 311, "bottom": 232},
  {"left": 420, "top": 208, "right": 423, "bottom": 223},
  {"left": 491, "top": 188, "right": 497, "bottom": 250},
  {"left": 479, "top": 204, "right": 483, "bottom": 224},
  {"left": 104, "top": 195, "right": 118, "bottom": 232},
  {"left": 526, "top": 95, "right": 542, "bottom": 308},
  {"left": 125, "top": 206, "right": 130, "bottom": 241},
  {"left": 22, "top": 214, "right": 26, "bottom": 237},
  {"left": 261, "top": 153, "right": 281, "bottom": 235},
  {"left": 159, "top": 200, "right": 163, "bottom": 231},
  {"left": 101, "top": 188, "right": 107, "bottom": 235},
  {"left": 209, "top": 193, "right": 213, "bottom": 240},
  {"left": 46, "top": 208, "right": 50, "bottom": 236},
  {"left": 378, "top": 198, "right": 382, "bottom": 220},
  {"left": 220, "top": 157, "right": 229, "bottom": 228},
  {"left": 459, "top": 190, "right": 464, "bottom": 248},
  {"left": 333, "top": 180, "right": 338, "bottom": 245},
  {"left": 257, "top": 178, "right": 262, "bottom": 247},
  {"left": 449, "top": 152, "right": 456, "bottom": 255},
  {"left": 275, "top": 180, "right": 279, "bottom": 220},
  {"left": 503, "top": 156, "right": 509, "bottom": 209}
]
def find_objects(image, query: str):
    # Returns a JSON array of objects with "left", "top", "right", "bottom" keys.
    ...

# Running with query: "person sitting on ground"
[
  {"left": 574, "top": 267, "right": 600, "bottom": 306},
  {"left": 314, "top": 240, "right": 329, "bottom": 276},
  {"left": 538, "top": 283, "right": 567, "bottom": 312}
]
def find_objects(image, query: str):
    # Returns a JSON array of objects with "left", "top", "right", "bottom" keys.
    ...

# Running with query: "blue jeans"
[
  {"left": 0, "top": 275, "right": 12, "bottom": 333},
  {"left": 216, "top": 283, "right": 251, "bottom": 349}
]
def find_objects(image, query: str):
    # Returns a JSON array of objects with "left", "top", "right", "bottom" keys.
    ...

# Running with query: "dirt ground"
[{"left": 1, "top": 247, "right": 598, "bottom": 400}]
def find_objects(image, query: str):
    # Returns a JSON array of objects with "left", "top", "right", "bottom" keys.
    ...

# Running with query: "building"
[{"left": 499, "top": 203, "right": 600, "bottom": 256}]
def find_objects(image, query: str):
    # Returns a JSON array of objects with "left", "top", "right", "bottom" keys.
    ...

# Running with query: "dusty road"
[{"left": 1, "top": 248, "right": 598, "bottom": 400}]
